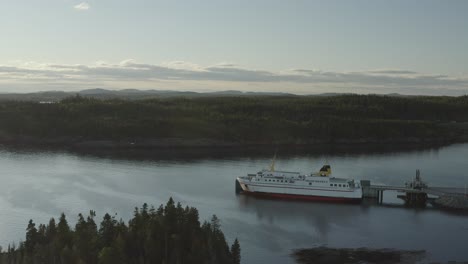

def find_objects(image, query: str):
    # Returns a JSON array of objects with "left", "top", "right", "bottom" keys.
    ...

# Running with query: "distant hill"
[
  {"left": 0, "top": 88, "right": 298, "bottom": 101},
  {"left": 78, "top": 88, "right": 117, "bottom": 95},
  {"left": 0, "top": 91, "right": 70, "bottom": 102},
  {"left": 0, "top": 88, "right": 426, "bottom": 102}
]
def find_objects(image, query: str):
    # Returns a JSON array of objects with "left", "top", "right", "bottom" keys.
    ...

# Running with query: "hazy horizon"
[{"left": 1, "top": 0, "right": 467, "bottom": 96}]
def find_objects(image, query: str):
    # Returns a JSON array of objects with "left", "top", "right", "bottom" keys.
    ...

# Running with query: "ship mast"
[{"left": 269, "top": 152, "right": 277, "bottom": 172}]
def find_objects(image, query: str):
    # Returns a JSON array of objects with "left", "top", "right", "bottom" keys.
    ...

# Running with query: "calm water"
[{"left": 1, "top": 144, "right": 468, "bottom": 263}]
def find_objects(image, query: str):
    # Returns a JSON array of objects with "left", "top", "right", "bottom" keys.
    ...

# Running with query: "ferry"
[{"left": 236, "top": 159, "right": 362, "bottom": 203}]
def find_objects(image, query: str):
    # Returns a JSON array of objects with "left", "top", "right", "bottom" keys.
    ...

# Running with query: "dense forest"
[
  {"left": 0, "top": 198, "right": 240, "bottom": 264},
  {"left": 1, "top": 94, "right": 468, "bottom": 147}
]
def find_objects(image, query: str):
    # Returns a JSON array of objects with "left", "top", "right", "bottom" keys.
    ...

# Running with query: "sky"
[{"left": 0, "top": 0, "right": 467, "bottom": 95}]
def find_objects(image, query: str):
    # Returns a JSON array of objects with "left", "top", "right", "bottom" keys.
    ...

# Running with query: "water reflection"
[
  {"left": 0, "top": 142, "right": 449, "bottom": 162},
  {"left": 1, "top": 143, "right": 468, "bottom": 264},
  {"left": 234, "top": 193, "right": 468, "bottom": 262},
  {"left": 237, "top": 195, "right": 367, "bottom": 237}
]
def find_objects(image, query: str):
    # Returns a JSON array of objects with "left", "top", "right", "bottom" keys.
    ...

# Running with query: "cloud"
[
  {"left": 367, "top": 69, "right": 419, "bottom": 75},
  {"left": 1, "top": 60, "right": 467, "bottom": 95},
  {"left": 74, "top": 2, "right": 90, "bottom": 11}
]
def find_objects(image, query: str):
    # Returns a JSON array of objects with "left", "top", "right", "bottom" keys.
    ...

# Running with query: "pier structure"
[
  {"left": 361, "top": 181, "right": 427, "bottom": 205},
  {"left": 361, "top": 170, "right": 468, "bottom": 208}
]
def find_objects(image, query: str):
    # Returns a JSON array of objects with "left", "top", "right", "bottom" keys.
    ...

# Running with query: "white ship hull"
[{"left": 236, "top": 169, "right": 362, "bottom": 202}]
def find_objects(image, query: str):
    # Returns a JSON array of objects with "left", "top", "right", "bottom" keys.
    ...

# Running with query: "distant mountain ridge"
[
  {"left": 0, "top": 88, "right": 298, "bottom": 101},
  {"left": 0, "top": 88, "right": 412, "bottom": 101}
]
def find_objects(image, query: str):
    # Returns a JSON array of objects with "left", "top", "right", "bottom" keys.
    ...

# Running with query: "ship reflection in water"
[
  {"left": 233, "top": 192, "right": 468, "bottom": 264},
  {"left": 229, "top": 194, "right": 377, "bottom": 264},
  {"left": 236, "top": 194, "right": 368, "bottom": 239}
]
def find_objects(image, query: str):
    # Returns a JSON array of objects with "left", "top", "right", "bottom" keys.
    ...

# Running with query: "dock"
[{"left": 361, "top": 169, "right": 468, "bottom": 209}]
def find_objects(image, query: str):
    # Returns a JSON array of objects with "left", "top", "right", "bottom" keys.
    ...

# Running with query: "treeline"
[
  {"left": 1, "top": 94, "right": 468, "bottom": 145},
  {"left": 0, "top": 198, "right": 240, "bottom": 264}
]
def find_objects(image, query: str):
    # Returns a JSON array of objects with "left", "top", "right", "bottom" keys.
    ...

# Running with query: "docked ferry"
[{"left": 236, "top": 161, "right": 362, "bottom": 203}]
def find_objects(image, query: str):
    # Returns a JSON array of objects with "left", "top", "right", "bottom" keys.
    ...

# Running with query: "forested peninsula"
[
  {"left": 1, "top": 94, "right": 468, "bottom": 149},
  {"left": 0, "top": 198, "right": 241, "bottom": 264}
]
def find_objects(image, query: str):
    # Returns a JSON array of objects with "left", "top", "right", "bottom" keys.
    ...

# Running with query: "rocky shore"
[{"left": 433, "top": 195, "right": 468, "bottom": 210}]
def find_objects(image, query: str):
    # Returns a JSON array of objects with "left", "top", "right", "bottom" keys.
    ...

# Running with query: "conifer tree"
[
  {"left": 25, "top": 220, "right": 37, "bottom": 254},
  {"left": 2, "top": 198, "right": 240, "bottom": 264},
  {"left": 231, "top": 238, "right": 241, "bottom": 264}
]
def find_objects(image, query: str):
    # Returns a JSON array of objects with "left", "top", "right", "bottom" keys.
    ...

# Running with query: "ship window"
[
  {"left": 339, "top": 184, "right": 342, "bottom": 187},
  {"left": 309, "top": 182, "right": 312, "bottom": 185},
  {"left": 330, "top": 184, "right": 333, "bottom": 186},
  {"left": 334, "top": 184, "right": 337, "bottom": 187}
]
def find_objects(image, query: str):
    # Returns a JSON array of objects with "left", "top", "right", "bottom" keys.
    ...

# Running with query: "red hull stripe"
[{"left": 244, "top": 191, "right": 362, "bottom": 203}]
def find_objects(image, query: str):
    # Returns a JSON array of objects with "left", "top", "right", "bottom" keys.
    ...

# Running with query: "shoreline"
[
  {"left": 0, "top": 136, "right": 462, "bottom": 160},
  {"left": 0, "top": 135, "right": 460, "bottom": 149}
]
